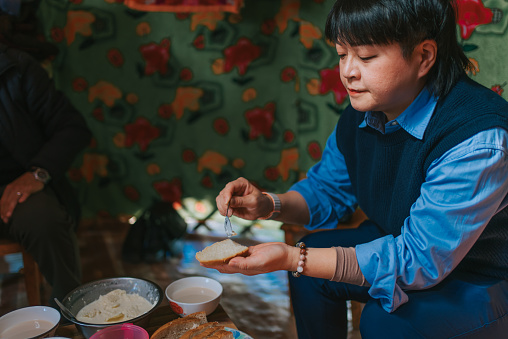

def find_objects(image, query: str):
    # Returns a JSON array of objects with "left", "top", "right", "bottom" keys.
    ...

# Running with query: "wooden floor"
[{"left": 0, "top": 218, "right": 360, "bottom": 338}]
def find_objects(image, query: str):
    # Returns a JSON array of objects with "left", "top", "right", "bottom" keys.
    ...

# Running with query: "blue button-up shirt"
[{"left": 290, "top": 89, "right": 508, "bottom": 312}]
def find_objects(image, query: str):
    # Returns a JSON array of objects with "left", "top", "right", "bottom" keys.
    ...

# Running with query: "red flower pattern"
[
  {"left": 319, "top": 65, "right": 348, "bottom": 104},
  {"left": 213, "top": 118, "right": 229, "bottom": 135},
  {"left": 283, "top": 130, "right": 295, "bottom": 143},
  {"left": 455, "top": 0, "right": 493, "bottom": 40},
  {"left": 281, "top": 66, "right": 297, "bottom": 82},
  {"left": 193, "top": 35, "right": 205, "bottom": 49},
  {"left": 223, "top": 37, "right": 262, "bottom": 75},
  {"left": 124, "top": 185, "right": 140, "bottom": 201},
  {"left": 124, "top": 117, "right": 160, "bottom": 151},
  {"left": 201, "top": 175, "right": 213, "bottom": 188},
  {"left": 153, "top": 178, "right": 183, "bottom": 203},
  {"left": 107, "top": 48, "right": 124, "bottom": 67},
  {"left": 92, "top": 107, "right": 105, "bottom": 121},
  {"left": 139, "top": 39, "right": 171, "bottom": 75},
  {"left": 180, "top": 68, "right": 193, "bottom": 81},
  {"left": 158, "top": 104, "right": 174, "bottom": 119},
  {"left": 261, "top": 19, "right": 276, "bottom": 35},
  {"left": 307, "top": 141, "right": 322, "bottom": 160},
  {"left": 491, "top": 83, "right": 506, "bottom": 96},
  {"left": 72, "top": 77, "right": 88, "bottom": 92},
  {"left": 182, "top": 149, "right": 196, "bottom": 163},
  {"left": 50, "top": 27, "right": 64, "bottom": 43},
  {"left": 264, "top": 166, "right": 280, "bottom": 181},
  {"left": 245, "top": 102, "right": 276, "bottom": 139}
]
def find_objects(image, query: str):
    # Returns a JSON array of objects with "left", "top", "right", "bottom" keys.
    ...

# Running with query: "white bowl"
[
  {"left": 165, "top": 276, "right": 223, "bottom": 317},
  {"left": 0, "top": 306, "right": 60, "bottom": 339}
]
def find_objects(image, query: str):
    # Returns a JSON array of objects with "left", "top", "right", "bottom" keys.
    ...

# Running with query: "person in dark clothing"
[
  {"left": 204, "top": 0, "right": 508, "bottom": 338},
  {"left": 0, "top": 42, "right": 91, "bottom": 304}
]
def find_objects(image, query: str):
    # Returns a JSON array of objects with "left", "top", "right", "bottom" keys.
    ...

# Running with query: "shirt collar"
[{"left": 359, "top": 88, "right": 438, "bottom": 140}]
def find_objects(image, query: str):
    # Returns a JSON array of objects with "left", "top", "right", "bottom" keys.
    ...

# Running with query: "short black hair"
[{"left": 325, "top": 0, "right": 472, "bottom": 98}]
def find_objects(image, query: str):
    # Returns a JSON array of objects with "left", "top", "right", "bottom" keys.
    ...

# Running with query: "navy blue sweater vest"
[{"left": 336, "top": 75, "right": 508, "bottom": 279}]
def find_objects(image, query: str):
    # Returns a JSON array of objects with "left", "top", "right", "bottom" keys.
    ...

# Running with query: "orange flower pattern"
[
  {"left": 64, "top": 10, "right": 95, "bottom": 45},
  {"left": 88, "top": 81, "right": 122, "bottom": 107}
]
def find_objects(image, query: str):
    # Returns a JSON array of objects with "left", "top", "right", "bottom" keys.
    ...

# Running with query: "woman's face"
[{"left": 336, "top": 42, "right": 427, "bottom": 121}]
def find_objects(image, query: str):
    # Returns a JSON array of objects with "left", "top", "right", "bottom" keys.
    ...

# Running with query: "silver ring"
[{"left": 16, "top": 192, "right": 22, "bottom": 196}]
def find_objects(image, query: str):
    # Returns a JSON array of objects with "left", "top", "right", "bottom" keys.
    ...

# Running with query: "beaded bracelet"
[{"left": 292, "top": 242, "right": 307, "bottom": 278}]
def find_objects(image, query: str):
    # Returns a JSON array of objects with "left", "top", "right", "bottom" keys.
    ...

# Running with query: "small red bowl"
[{"left": 89, "top": 323, "right": 148, "bottom": 339}]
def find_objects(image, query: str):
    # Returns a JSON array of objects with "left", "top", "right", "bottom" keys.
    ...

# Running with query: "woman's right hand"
[{"left": 216, "top": 177, "right": 274, "bottom": 221}]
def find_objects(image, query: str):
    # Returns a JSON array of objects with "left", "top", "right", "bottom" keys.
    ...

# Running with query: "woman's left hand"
[{"left": 200, "top": 242, "right": 294, "bottom": 276}]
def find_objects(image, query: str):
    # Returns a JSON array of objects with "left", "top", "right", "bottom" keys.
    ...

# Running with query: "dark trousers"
[
  {"left": 289, "top": 221, "right": 508, "bottom": 338},
  {"left": 0, "top": 185, "right": 81, "bottom": 304}
]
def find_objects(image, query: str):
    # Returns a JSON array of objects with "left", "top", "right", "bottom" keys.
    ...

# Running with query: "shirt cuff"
[{"left": 356, "top": 236, "right": 409, "bottom": 313}]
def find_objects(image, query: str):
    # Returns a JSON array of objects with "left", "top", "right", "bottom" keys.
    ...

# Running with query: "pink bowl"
[{"left": 89, "top": 324, "right": 148, "bottom": 339}]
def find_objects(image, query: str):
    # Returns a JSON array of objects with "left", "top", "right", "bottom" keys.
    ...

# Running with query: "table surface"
[{"left": 55, "top": 303, "right": 237, "bottom": 338}]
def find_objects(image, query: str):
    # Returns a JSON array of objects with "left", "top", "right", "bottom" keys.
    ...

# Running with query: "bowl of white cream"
[{"left": 60, "top": 277, "right": 162, "bottom": 339}]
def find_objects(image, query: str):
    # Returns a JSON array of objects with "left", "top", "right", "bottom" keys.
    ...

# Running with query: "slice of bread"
[
  {"left": 195, "top": 239, "right": 249, "bottom": 265},
  {"left": 191, "top": 326, "right": 224, "bottom": 338},
  {"left": 205, "top": 329, "right": 234, "bottom": 339},
  {"left": 187, "top": 311, "right": 207, "bottom": 323},
  {"left": 180, "top": 321, "right": 219, "bottom": 339},
  {"left": 150, "top": 312, "right": 207, "bottom": 339}
]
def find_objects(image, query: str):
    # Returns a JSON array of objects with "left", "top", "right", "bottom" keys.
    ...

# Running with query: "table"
[{"left": 55, "top": 303, "right": 237, "bottom": 338}]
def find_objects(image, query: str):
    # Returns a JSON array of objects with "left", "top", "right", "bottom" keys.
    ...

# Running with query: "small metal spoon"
[
  {"left": 224, "top": 202, "right": 236, "bottom": 238},
  {"left": 54, "top": 297, "right": 77, "bottom": 322}
]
